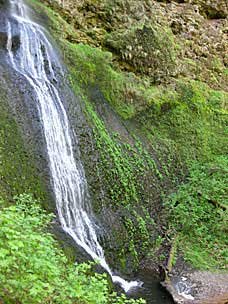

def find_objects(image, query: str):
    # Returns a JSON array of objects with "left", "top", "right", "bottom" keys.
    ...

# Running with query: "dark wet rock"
[
  {"left": 0, "top": 59, "right": 53, "bottom": 208},
  {"left": 0, "top": 32, "right": 7, "bottom": 49},
  {"left": 0, "top": 0, "right": 9, "bottom": 9},
  {"left": 0, "top": 31, "right": 20, "bottom": 51},
  {"left": 189, "top": 0, "right": 228, "bottom": 19},
  {"left": 11, "top": 34, "right": 20, "bottom": 51}
]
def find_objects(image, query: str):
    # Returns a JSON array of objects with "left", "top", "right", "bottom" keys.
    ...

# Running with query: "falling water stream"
[{"left": 6, "top": 0, "right": 140, "bottom": 293}]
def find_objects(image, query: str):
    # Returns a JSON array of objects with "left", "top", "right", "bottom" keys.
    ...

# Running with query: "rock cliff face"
[
  {"left": 42, "top": 0, "right": 228, "bottom": 91},
  {"left": 0, "top": 61, "right": 52, "bottom": 207},
  {"left": 33, "top": 0, "right": 228, "bottom": 271}
]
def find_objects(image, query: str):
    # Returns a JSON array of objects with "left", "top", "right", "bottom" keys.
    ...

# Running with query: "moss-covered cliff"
[
  {"left": 38, "top": 0, "right": 228, "bottom": 90},
  {"left": 24, "top": 0, "right": 228, "bottom": 281},
  {"left": 0, "top": 61, "right": 51, "bottom": 206}
]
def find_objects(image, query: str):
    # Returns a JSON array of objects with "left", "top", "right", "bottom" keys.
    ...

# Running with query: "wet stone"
[{"left": 0, "top": 32, "right": 7, "bottom": 49}]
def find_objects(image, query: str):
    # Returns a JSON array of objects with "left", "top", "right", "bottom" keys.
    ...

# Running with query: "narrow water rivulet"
[{"left": 6, "top": 0, "right": 140, "bottom": 293}]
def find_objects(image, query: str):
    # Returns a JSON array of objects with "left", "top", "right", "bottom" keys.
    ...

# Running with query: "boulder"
[{"left": 105, "top": 23, "right": 179, "bottom": 83}]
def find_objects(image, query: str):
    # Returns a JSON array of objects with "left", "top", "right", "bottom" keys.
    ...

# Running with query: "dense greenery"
[
  {"left": 166, "top": 155, "right": 228, "bottom": 270},
  {"left": 84, "top": 101, "right": 162, "bottom": 266},
  {"left": 0, "top": 194, "right": 145, "bottom": 304},
  {"left": 137, "top": 79, "right": 228, "bottom": 163},
  {"left": 29, "top": 0, "right": 228, "bottom": 273}
]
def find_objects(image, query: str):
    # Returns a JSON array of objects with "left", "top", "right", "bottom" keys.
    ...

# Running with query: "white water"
[
  {"left": 176, "top": 279, "right": 194, "bottom": 301},
  {"left": 6, "top": 0, "right": 141, "bottom": 292}
]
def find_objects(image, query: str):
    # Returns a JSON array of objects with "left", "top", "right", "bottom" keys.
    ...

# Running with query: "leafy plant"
[
  {"left": 166, "top": 156, "right": 228, "bottom": 269},
  {"left": 0, "top": 194, "right": 145, "bottom": 304}
]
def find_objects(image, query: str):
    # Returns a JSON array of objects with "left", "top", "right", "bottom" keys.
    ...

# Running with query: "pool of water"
[{"left": 127, "top": 270, "right": 174, "bottom": 304}]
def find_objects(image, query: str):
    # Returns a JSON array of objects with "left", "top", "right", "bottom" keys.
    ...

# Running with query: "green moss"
[
  {"left": 28, "top": 0, "right": 78, "bottom": 40},
  {"left": 65, "top": 42, "right": 144, "bottom": 119},
  {"left": 105, "top": 22, "right": 178, "bottom": 82},
  {"left": 211, "top": 56, "right": 224, "bottom": 74},
  {"left": 137, "top": 79, "right": 228, "bottom": 164},
  {"left": 208, "top": 89, "right": 228, "bottom": 112},
  {"left": 0, "top": 89, "right": 47, "bottom": 204},
  {"left": 28, "top": 0, "right": 228, "bottom": 271},
  {"left": 82, "top": 101, "right": 164, "bottom": 267},
  {"left": 166, "top": 156, "right": 228, "bottom": 270}
]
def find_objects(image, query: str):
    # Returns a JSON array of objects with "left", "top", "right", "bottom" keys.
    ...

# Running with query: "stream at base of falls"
[{"left": 128, "top": 270, "right": 174, "bottom": 304}]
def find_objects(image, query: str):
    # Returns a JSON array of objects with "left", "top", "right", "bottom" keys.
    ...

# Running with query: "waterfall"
[{"left": 6, "top": 0, "right": 141, "bottom": 292}]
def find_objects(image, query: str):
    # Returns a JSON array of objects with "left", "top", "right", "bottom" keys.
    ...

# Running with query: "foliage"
[
  {"left": 84, "top": 102, "right": 161, "bottom": 267},
  {"left": 166, "top": 156, "right": 228, "bottom": 270},
  {"left": 0, "top": 194, "right": 145, "bottom": 304},
  {"left": 138, "top": 79, "right": 228, "bottom": 163},
  {"left": 65, "top": 42, "right": 139, "bottom": 119},
  {"left": 27, "top": 0, "right": 228, "bottom": 273},
  {"left": 52, "top": 3, "right": 228, "bottom": 267}
]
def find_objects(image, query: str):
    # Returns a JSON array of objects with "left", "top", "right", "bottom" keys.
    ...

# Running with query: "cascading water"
[{"left": 6, "top": 0, "right": 141, "bottom": 292}]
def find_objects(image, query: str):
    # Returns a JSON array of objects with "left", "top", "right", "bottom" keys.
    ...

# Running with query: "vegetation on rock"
[
  {"left": 28, "top": 0, "right": 228, "bottom": 274},
  {"left": 166, "top": 155, "right": 228, "bottom": 270},
  {"left": 0, "top": 82, "right": 48, "bottom": 203},
  {"left": 0, "top": 194, "right": 144, "bottom": 304}
]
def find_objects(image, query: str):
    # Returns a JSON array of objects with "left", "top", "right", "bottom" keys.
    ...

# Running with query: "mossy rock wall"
[
  {"left": 20, "top": 0, "right": 228, "bottom": 274},
  {"left": 0, "top": 56, "right": 52, "bottom": 207},
  {"left": 105, "top": 23, "right": 178, "bottom": 82},
  {"left": 39, "top": 0, "right": 228, "bottom": 91}
]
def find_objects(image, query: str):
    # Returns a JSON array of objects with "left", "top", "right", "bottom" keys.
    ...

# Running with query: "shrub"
[{"left": 0, "top": 194, "right": 145, "bottom": 304}]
